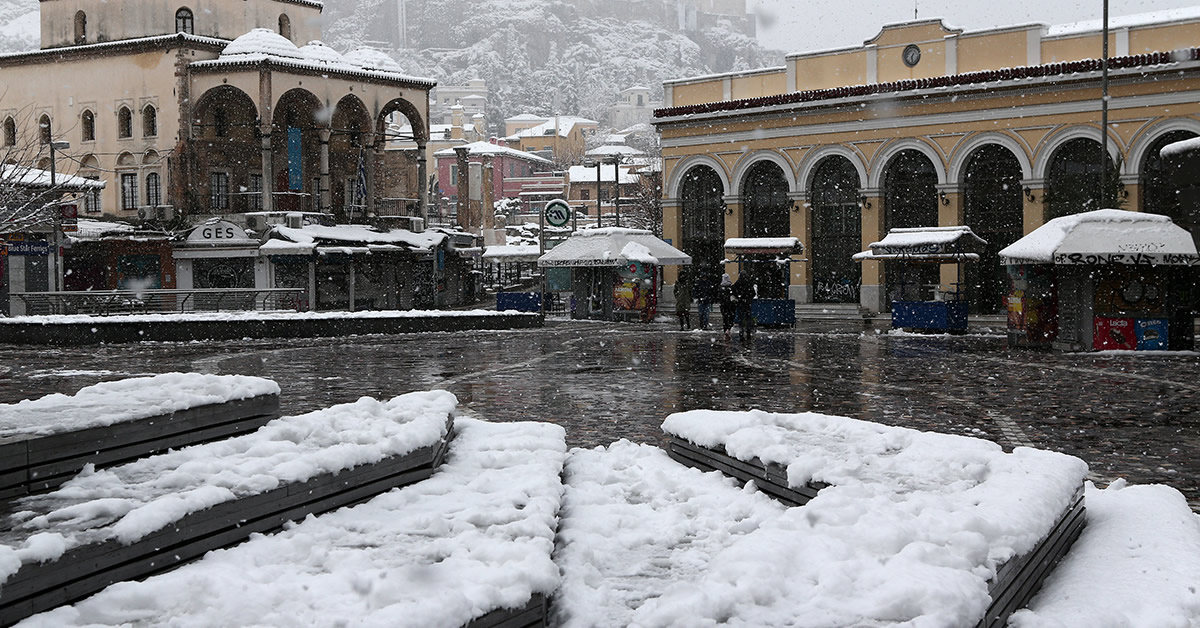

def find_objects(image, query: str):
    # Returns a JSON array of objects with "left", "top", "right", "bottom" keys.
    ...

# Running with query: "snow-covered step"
[
  {"left": 659, "top": 409, "right": 1089, "bottom": 627},
  {"left": 0, "top": 392, "right": 457, "bottom": 627},
  {"left": 14, "top": 418, "right": 566, "bottom": 628},
  {"left": 0, "top": 374, "right": 280, "bottom": 499}
]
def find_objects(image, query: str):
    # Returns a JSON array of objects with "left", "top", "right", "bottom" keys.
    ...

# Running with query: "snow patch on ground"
[
  {"left": 0, "top": 309, "right": 532, "bottom": 325},
  {"left": 17, "top": 418, "right": 566, "bottom": 628},
  {"left": 1, "top": 391, "right": 456, "bottom": 584},
  {"left": 657, "top": 409, "right": 1089, "bottom": 626},
  {"left": 553, "top": 440, "right": 786, "bottom": 627},
  {"left": 0, "top": 373, "right": 279, "bottom": 438}
]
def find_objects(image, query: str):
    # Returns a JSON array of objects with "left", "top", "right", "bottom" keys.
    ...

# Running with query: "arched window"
[
  {"left": 142, "top": 104, "right": 157, "bottom": 137},
  {"left": 118, "top": 106, "right": 133, "bottom": 138},
  {"left": 74, "top": 11, "right": 87, "bottom": 44},
  {"left": 680, "top": 166, "right": 726, "bottom": 273},
  {"left": 38, "top": 114, "right": 51, "bottom": 144},
  {"left": 741, "top": 161, "right": 790, "bottom": 238},
  {"left": 1141, "top": 130, "right": 1200, "bottom": 246},
  {"left": 146, "top": 172, "right": 162, "bottom": 206},
  {"left": 963, "top": 144, "right": 1024, "bottom": 314},
  {"left": 1045, "top": 137, "right": 1117, "bottom": 220},
  {"left": 810, "top": 155, "right": 861, "bottom": 304},
  {"left": 278, "top": 14, "right": 292, "bottom": 40},
  {"left": 175, "top": 8, "right": 194, "bottom": 34},
  {"left": 2, "top": 117, "right": 15, "bottom": 147},
  {"left": 883, "top": 149, "right": 939, "bottom": 306},
  {"left": 81, "top": 110, "right": 96, "bottom": 142}
]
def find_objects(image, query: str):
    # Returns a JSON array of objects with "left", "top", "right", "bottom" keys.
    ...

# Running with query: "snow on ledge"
[
  {"left": 658, "top": 409, "right": 1089, "bottom": 626},
  {"left": 0, "top": 309, "right": 534, "bottom": 325},
  {"left": 0, "top": 391, "right": 457, "bottom": 585},
  {"left": 0, "top": 374, "right": 279, "bottom": 439},
  {"left": 17, "top": 418, "right": 566, "bottom": 628}
]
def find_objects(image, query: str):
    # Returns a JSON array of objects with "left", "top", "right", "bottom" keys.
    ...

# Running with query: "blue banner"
[{"left": 287, "top": 127, "right": 303, "bottom": 191}]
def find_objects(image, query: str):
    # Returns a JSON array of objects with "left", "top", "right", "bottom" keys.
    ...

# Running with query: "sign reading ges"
[
  {"left": 187, "top": 220, "right": 253, "bottom": 244},
  {"left": 544, "top": 199, "right": 571, "bottom": 227}
]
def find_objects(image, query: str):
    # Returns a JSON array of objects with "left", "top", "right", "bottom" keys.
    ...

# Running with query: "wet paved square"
[{"left": 1, "top": 319, "right": 1196, "bottom": 511}]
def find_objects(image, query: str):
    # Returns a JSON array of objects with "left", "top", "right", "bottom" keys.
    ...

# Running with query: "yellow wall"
[
  {"left": 1129, "top": 23, "right": 1200, "bottom": 54},
  {"left": 794, "top": 50, "right": 868, "bottom": 90},
  {"left": 958, "top": 31, "right": 1028, "bottom": 73},
  {"left": 1041, "top": 33, "right": 1117, "bottom": 63},
  {"left": 731, "top": 71, "right": 786, "bottom": 100},
  {"left": 866, "top": 21, "right": 955, "bottom": 47},
  {"left": 671, "top": 80, "right": 725, "bottom": 107},
  {"left": 877, "top": 41, "right": 946, "bottom": 82}
]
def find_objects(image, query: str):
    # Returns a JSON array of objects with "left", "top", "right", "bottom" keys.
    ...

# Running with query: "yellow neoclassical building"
[
  {"left": 0, "top": 0, "right": 432, "bottom": 224},
  {"left": 653, "top": 13, "right": 1200, "bottom": 314}
]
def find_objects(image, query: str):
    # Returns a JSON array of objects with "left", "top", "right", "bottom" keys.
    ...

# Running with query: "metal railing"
[{"left": 9, "top": 288, "right": 308, "bottom": 316}]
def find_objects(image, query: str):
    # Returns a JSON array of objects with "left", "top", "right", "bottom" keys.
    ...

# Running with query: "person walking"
[
  {"left": 731, "top": 270, "right": 756, "bottom": 340},
  {"left": 674, "top": 274, "right": 693, "bottom": 331},
  {"left": 719, "top": 273, "right": 735, "bottom": 340},
  {"left": 693, "top": 269, "right": 717, "bottom": 330}
]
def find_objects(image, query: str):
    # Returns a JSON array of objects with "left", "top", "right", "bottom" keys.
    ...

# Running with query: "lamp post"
[
  {"left": 48, "top": 139, "right": 69, "bottom": 293},
  {"left": 595, "top": 158, "right": 602, "bottom": 227},
  {"left": 609, "top": 155, "right": 621, "bottom": 228},
  {"left": 1100, "top": 0, "right": 1110, "bottom": 206}
]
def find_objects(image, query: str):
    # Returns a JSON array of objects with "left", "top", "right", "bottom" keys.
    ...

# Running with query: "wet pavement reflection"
[{"left": 1, "top": 320, "right": 1196, "bottom": 511}]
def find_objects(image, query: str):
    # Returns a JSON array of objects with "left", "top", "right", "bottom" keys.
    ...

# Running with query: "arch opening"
[
  {"left": 963, "top": 144, "right": 1023, "bottom": 314},
  {"left": 1141, "top": 130, "right": 1199, "bottom": 244},
  {"left": 883, "top": 149, "right": 938, "bottom": 307},
  {"left": 192, "top": 85, "right": 259, "bottom": 214},
  {"left": 1045, "top": 137, "right": 1118, "bottom": 220},
  {"left": 680, "top": 166, "right": 726, "bottom": 276},
  {"left": 810, "top": 155, "right": 861, "bottom": 304}
]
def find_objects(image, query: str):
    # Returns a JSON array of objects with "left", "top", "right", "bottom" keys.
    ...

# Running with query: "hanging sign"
[{"left": 544, "top": 198, "right": 571, "bottom": 227}]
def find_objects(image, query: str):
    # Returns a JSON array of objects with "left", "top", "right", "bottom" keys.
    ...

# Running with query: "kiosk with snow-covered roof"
[
  {"left": 723, "top": 237, "right": 804, "bottom": 328},
  {"left": 853, "top": 226, "right": 987, "bottom": 333},
  {"left": 538, "top": 228, "right": 691, "bottom": 322},
  {"left": 999, "top": 209, "right": 1199, "bottom": 351}
]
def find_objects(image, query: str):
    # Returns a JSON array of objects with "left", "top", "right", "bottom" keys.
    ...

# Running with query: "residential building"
[
  {"left": 566, "top": 163, "right": 640, "bottom": 219},
  {"left": 431, "top": 78, "right": 488, "bottom": 126},
  {"left": 653, "top": 10, "right": 1200, "bottom": 314},
  {"left": 504, "top": 115, "right": 599, "bottom": 163},
  {"left": 433, "top": 140, "right": 554, "bottom": 219},
  {"left": 608, "top": 86, "right": 663, "bottom": 130}
]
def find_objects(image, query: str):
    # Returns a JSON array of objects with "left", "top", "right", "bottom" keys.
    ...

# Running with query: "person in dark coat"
[
  {"left": 731, "top": 271, "right": 756, "bottom": 340},
  {"left": 719, "top": 273, "right": 735, "bottom": 340},
  {"left": 693, "top": 269, "right": 718, "bottom": 330},
  {"left": 674, "top": 274, "right": 693, "bottom": 331}
]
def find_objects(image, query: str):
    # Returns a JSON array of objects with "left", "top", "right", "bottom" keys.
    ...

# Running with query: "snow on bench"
[
  {"left": 0, "top": 391, "right": 456, "bottom": 626},
  {"left": 554, "top": 440, "right": 788, "bottom": 627},
  {"left": 1009, "top": 480, "right": 1200, "bottom": 628},
  {"left": 0, "top": 374, "right": 281, "bottom": 499},
  {"left": 14, "top": 418, "right": 566, "bottom": 628},
  {"left": 659, "top": 409, "right": 1088, "bottom": 628}
]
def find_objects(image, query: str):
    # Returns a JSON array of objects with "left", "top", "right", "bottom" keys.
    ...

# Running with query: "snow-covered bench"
[
  {"left": 0, "top": 374, "right": 281, "bottom": 499},
  {"left": 0, "top": 392, "right": 457, "bottom": 626},
  {"left": 14, "top": 418, "right": 566, "bottom": 628},
  {"left": 660, "top": 410, "right": 1088, "bottom": 628}
]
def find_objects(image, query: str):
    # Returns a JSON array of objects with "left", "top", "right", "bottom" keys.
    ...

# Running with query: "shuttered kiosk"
[
  {"left": 999, "top": 209, "right": 1199, "bottom": 351},
  {"left": 537, "top": 227, "right": 691, "bottom": 321},
  {"left": 853, "top": 226, "right": 987, "bottom": 332}
]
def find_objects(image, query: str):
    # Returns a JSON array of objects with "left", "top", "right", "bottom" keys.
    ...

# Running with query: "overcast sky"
[{"left": 750, "top": 0, "right": 1200, "bottom": 53}]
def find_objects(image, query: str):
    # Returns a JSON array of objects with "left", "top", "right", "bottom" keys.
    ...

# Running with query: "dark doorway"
[
  {"left": 963, "top": 144, "right": 1023, "bottom": 314},
  {"left": 1045, "top": 137, "right": 1117, "bottom": 220},
  {"left": 810, "top": 156, "right": 861, "bottom": 303},
  {"left": 883, "top": 150, "right": 939, "bottom": 307},
  {"left": 680, "top": 166, "right": 726, "bottom": 276}
]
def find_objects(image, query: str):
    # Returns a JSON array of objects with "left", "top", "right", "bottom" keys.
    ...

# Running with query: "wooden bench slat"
[{"left": 464, "top": 593, "right": 547, "bottom": 628}]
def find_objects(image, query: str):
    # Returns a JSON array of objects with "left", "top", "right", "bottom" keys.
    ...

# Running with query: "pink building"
[{"left": 433, "top": 141, "right": 553, "bottom": 207}]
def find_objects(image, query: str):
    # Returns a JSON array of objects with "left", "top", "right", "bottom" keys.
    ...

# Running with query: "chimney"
[{"left": 450, "top": 105, "right": 464, "bottom": 140}]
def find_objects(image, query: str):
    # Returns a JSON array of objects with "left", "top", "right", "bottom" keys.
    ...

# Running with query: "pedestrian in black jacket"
[
  {"left": 719, "top": 273, "right": 734, "bottom": 340},
  {"left": 731, "top": 271, "right": 756, "bottom": 340}
]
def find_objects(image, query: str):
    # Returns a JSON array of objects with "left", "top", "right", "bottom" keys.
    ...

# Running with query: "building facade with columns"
[
  {"left": 653, "top": 12, "right": 1200, "bottom": 314},
  {"left": 0, "top": 0, "right": 432, "bottom": 226}
]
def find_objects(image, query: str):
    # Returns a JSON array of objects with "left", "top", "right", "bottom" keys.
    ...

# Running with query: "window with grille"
[
  {"left": 118, "top": 107, "right": 132, "bottom": 138},
  {"left": 81, "top": 110, "right": 95, "bottom": 142},
  {"left": 146, "top": 172, "right": 161, "bottom": 206},
  {"left": 121, "top": 173, "right": 139, "bottom": 210},
  {"left": 175, "top": 8, "right": 193, "bottom": 34},
  {"left": 142, "top": 105, "right": 157, "bottom": 137},
  {"left": 249, "top": 174, "right": 263, "bottom": 211},
  {"left": 210, "top": 171, "right": 229, "bottom": 210}
]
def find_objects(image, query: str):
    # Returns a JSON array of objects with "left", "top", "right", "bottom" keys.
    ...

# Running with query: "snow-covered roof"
[
  {"left": 432, "top": 141, "right": 553, "bottom": 164},
  {"left": 567, "top": 164, "right": 639, "bottom": 185},
  {"left": 343, "top": 47, "right": 404, "bottom": 72},
  {"left": 853, "top": 226, "right": 987, "bottom": 261},
  {"left": 505, "top": 113, "right": 547, "bottom": 122},
  {"left": 999, "top": 209, "right": 1200, "bottom": 265},
  {"left": 1, "top": 164, "right": 106, "bottom": 191},
  {"left": 585, "top": 145, "right": 645, "bottom": 158},
  {"left": 1047, "top": 6, "right": 1200, "bottom": 37},
  {"left": 724, "top": 237, "right": 804, "bottom": 255},
  {"left": 264, "top": 223, "right": 447, "bottom": 254},
  {"left": 1160, "top": 136, "right": 1200, "bottom": 159},
  {"left": 482, "top": 244, "right": 541, "bottom": 263},
  {"left": 538, "top": 227, "right": 691, "bottom": 267},
  {"left": 66, "top": 219, "right": 152, "bottom": 243},
  {"left": 0, "top": 33, "right": 227, "bottom": 63},
  {"left": 506, "top": 116, "right": 599, "bottom": 140},
  {"left": 190, "top": 29, "right": 432, "bottom": 86}
]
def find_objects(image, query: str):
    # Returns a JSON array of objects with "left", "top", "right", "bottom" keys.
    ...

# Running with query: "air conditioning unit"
[
  {"left": 156, "top": 207, "right": 175, "bottom": 222},
  {"left": 137, "top": 206, "right": 154, "bottom": 221},
  {"left": 285, "top": 212, "right": 303, "bottom": 229},
  {"left": 409, "top": 217, "right": 425, "bottom": 233}
]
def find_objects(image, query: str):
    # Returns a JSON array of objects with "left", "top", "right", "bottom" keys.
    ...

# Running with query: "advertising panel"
[
  {"left": 1093, "top": 317, "right": 1137, "bottom": 351},
  {"left": 1135, "top": 318, "right": 1169, "bottom": 351}
]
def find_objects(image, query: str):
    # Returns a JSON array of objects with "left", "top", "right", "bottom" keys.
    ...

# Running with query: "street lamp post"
[
  {"left": 610, "top": 155, "right": 621, "bottom": 228},
  {"left": 594, "top": 159, "right": 602, "bottom": 227},
  {"left": 1100, "top": 0, "right": 1110, "bottom": 205},
  {"left": 48, "top": 140, "right": 69, "bottom": 293}
]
